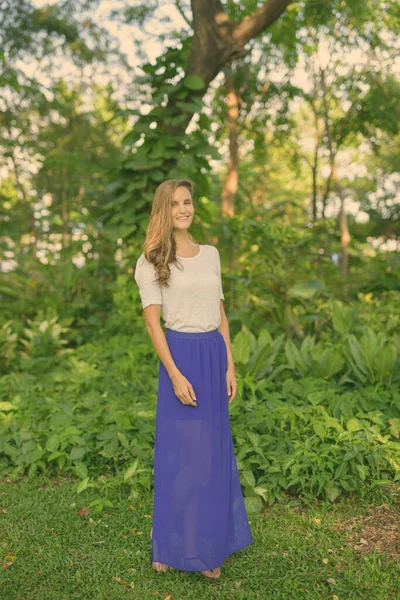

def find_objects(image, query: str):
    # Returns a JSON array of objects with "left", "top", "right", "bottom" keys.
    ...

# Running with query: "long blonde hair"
[{"left": 142, "top": 179, "right": 196, "bottom": 287}]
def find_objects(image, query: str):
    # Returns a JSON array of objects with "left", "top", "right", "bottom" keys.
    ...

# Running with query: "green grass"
[{"left": 1, "top": 475, "right": 399, "bottom": 600}]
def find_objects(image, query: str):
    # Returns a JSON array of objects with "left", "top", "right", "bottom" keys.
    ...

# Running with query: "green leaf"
[
  {"left": 313, "top": 422, "right": 326, "bottom": 439},
  {"left": 232, "top": 332, "right": 250, "bottom": 364},
  {"left": 250, "top": 340, "right": 274, "bottom": 379},
  {"left": 77, "top": 477, "right": 89, "bottom": 494},
  {"left": 73, "top": 462, "right": 88, "bottom": 479},
  {"left": 375, "top": 344, "right": 397, "bottom": 380},
  {"left": 325, "top": 486, "right": 341, "bottom": 502},
  {"left": 46, "top": 434, "right": 60, "bottom": 452},
  {"left": 285, "top": 340, "right": 309, "bottom": 376},
  {"left": 301, "top": 336, "right": 315, "bottom": 352},
  {"left": 183, "top": 75, "right": 205, "bottom": 90},
  {"left": 117, "top": 432, "right": 130, "bottom": 449},
  {"left": 347, "top": 335, "right": 368, "bottom": 375},
  {"left": 242, "top": 470, "right": 256, "bottom": 487},
  {"left": 253, "top": 486, "right": 268, "bottom": 502},
  {"left": 47, "top": 451, "right": 64, "bottom": 461},
  {"left": 307, "top": 391, "right": 324, "bottom": 406},
  {"left": 164, "top": 114, "right": 188, "bottom": 126},
  {"left": 28, "top": 462, "right": 38, "bottom": 477},
  {"left": 176, "top": 100, "right": 204, "bottom": 113},
  {"left": 30, "top": 446, "right": 44, "bottom": 463},
  {"left": 346, "top": 418, "right": 363, "bottom": 432},
  {"left": 70, "top": 446, "right": 87, "bottom": 461},
  {"left": 0, "top": 402, "right": 16, "bottom": 411},
  {"left": 371, "top": 479, "right": 394, "bottom": 488},
  {"left": 124, "top": 459, "right": 139, "bottom": 481},
  {"left": 332, "top": 301, "right": 357, "bottom": 336},
  {"left": 388, "top": 418, "right": 400, "bottom": 439},
  {"left": 356, "top": 464, "right": 369, "bottom": 481},
  {"left": 244, "top": 495, "right": 262, "bottom": 514},
  {"left": 287, "top": 279, "right": 323, "bottom": 299},
  {"left": 322, "top": 349, "right": 345, "bottom": 378},
  {"left": 247, "top": 431, "right": 261, "bottom": 448}
]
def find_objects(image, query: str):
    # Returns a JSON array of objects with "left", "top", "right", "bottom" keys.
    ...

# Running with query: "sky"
[{"left": 32, "top": 0, "right": 187, "bottom": 69}]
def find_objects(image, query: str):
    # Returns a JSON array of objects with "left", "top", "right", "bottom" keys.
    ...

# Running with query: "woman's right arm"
[
  {"left": 143, "top": 305, "right": 197, "bottom": 406},
  {"left": 143, "top": 305, "right": 179, "bottom": 380}
]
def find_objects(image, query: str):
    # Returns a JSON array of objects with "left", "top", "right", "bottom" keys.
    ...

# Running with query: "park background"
[{"left": 1, "top": 1, "right": 399, "bottom": 598}]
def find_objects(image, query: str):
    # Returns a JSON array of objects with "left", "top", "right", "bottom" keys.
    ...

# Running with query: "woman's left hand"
[{"left": 226, "top": 364, "right": 237, "bottom": 404}]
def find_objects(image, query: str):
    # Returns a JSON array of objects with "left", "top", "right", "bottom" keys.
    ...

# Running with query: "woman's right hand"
[{"left": 170, "top": 371, "right": 197, "bottom": 406}]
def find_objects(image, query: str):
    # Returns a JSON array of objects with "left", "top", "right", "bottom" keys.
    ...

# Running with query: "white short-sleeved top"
[{"left": 134, "top": 244, "right": 224, "bottom": 333}]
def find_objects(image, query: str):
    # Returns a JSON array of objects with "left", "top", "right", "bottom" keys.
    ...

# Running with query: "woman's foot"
[
  {"left": 201, "top": 567, "right": 221, "bottom": 578},
  {"left": 152, "top": 561, "right": 169, "bottom": 572},
  {"left": 151, "top": 527, "right": 170, "bottom": 572},
  {"left": 151, "top": 526, "right": 221, "bottom": 577},
  {"left": 201, "top": 569, "right": 215, "bottom": 578}
]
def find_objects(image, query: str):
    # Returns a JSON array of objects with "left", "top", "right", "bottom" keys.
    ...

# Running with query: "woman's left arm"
[{"left": 218, "top": 300, "right": 238, "bottom": 403}]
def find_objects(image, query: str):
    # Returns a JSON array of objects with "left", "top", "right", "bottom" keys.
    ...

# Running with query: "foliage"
[
  {"left": 1, "top": 0, "right": 400, "bottom": 525},
  {"left": 1, "top": 305, "right": 399, "bottom": 512},
  {"left": 101, "top": 41, "right": 220, "bottom": 244}
]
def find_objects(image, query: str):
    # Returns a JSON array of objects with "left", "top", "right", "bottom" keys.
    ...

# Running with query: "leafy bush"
[
  {"left": 1, "top": 312, "right": 399, "bottom": 512},
  {"left": 229, "top": 322, "right": 400, "bottom": 510}
]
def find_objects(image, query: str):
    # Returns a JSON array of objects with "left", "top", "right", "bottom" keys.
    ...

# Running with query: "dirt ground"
[{"left": 339, "top": 500, "right": 400, "bottom": 562}]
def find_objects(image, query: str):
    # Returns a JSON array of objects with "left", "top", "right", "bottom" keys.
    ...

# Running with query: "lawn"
[{"left": 1, "top": 475, "right": 399, "bottom": 600}]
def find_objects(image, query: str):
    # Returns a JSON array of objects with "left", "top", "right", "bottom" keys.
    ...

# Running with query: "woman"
[{"left": 134, "top": 179, "right": 253, "bottom": 579}]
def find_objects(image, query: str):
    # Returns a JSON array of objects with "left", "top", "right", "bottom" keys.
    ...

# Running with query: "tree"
[{"left": 106, "top": 0, "right": 295, "bottom": 241}]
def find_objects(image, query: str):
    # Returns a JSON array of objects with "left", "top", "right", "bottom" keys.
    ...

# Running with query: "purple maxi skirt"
[{"left": 151, "top": 328, "right": 253, "bottom": 571}]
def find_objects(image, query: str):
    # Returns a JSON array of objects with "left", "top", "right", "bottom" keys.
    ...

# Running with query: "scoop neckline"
[{"left": 176, "top": 244, "right": 203, "bottom": 260}]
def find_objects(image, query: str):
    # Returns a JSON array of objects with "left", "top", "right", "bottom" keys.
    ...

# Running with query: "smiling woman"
[{"left": 134, "top": 179, "right": 252, "bottom": 579}]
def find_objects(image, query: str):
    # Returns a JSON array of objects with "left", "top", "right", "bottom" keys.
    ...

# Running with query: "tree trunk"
[
  {"left": 221, "top": 70, "right": 239, "bottom": 217},
  {"left": 320, "top": 66, "right": 351, "bottom": 276},
  {"left": 310, "top": 84, "right": 321, "bottom": 221},
  {"left": 321, "top": 172, "right": 331, "bottom": 219},
  {"left": 188, "top": 0, "right": 293, "bottom": 85},
  {"left": 61, "top": 170, "right": 69, "bottom": 249},
  {"left": 331, "top": 161, "right": 350, "bottom": 276},
  {"left": 76, "top": 184, "right": 85, "bottom": 213}
]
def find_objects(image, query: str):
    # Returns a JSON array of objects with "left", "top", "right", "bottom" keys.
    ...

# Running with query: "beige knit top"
[{"left": 134, "top": 244, "right": 224, "bottom": 333}]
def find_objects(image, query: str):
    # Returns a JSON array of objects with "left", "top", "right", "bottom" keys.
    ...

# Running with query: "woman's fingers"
[
  {"left": 172, "top": 374, "right": 197, "bottom": 406},
  {"left": 181, "top": 384, "right": 197, "bottom": 405},
  {"left": 188, "top": 384, "right": 197, "bottom": 405}
]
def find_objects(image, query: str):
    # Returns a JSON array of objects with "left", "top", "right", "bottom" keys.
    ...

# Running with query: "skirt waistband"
[{"left": 165, "top": 328, "right": 220, "bottom": 339}]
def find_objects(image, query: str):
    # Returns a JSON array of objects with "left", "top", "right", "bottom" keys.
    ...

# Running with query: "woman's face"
[{"left": 171, "top": 186, "right": 194, "bottom": 230}]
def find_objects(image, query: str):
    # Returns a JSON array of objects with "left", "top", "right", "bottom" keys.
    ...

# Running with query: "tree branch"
[
  {"left": 187, "top": 0, "right": 293, "bottom": 88},
  {"left": 232, "top": 0, "right": 294, "bottom": 46},
  {"left": 175, "top": 0, "right": 193, "bottom": 28}
]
